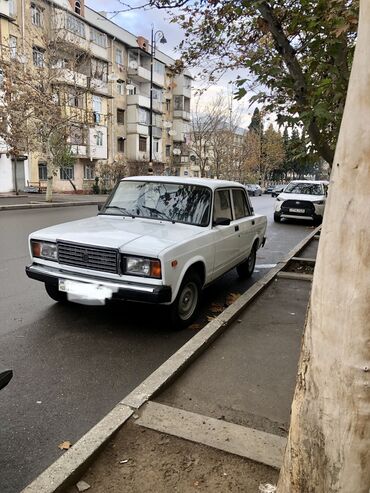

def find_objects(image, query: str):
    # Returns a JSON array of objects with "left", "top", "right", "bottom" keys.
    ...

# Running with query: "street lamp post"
[{"left": 148, "top": 27, "right": 166, "bottom": 175}]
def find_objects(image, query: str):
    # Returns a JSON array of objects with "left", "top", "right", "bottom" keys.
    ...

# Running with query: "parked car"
[
  {"left": 26, "top": 177, "right": 267, "bottom": 328},
  {"left": 265, "top": 185, "right": 275, "bottom": 194},
  {"left": 246, "top": 184, "right": 262, "bottom": 196},
  {"left": 271, "top": 184, "right": 286, "bottom": 197},
  {"left": 274, "top": 180, "right": 328, "bottom": 224}
]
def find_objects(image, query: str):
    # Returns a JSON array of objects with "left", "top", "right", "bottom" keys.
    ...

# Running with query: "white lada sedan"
[{"left": 26, "top": 176, "right": 267, "bottom": 328}]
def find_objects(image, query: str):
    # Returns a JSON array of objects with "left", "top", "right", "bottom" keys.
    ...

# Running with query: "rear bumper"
[{"left": 26, "top": 263, "right": 172, "bottom": 303}]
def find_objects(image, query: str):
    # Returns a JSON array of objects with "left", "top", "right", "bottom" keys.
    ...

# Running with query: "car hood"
[
  {"left": 30, "top": 215, "right": 204, "bottom": 256},
  {"left": 277, "top": 192, "right": 325, "bottom": 201}
]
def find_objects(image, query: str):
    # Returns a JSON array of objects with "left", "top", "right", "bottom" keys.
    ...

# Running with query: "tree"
[
  {"left": 278, "top": 0, "right": 370, "bottom": 490},
  {"left": 149, "top": 0, "right": 358, "bottom": 165},
  {"left": 0, "top": 14, "right": 93, "bottom": 201}
]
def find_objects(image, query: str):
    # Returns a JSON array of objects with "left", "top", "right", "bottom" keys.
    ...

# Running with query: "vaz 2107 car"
[{"left": 26, "top": 177, "right": 267, "bottom": 328}]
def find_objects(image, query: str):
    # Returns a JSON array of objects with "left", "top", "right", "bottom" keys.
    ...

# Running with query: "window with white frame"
[
  {"left": 153, "top": 113, "right": 162, "bottom": 127},
  {"left": 139, "top": 136, "right": 147, "bottom": 152},
  {"left": 184, "top": 76, "right": 192, "bottom": 89},
  {"left": 60, "top": 166, "right": 74, "bottom": 180},
  {"left": 91, "top": 58, "right": 108, "bottom": 81},
  {"left": 127, "top": 84, "right": 137, "bottom": 96},
  {"left": 174, "top": 96, "right": 183, "bottom": 111},
  {"left": 128, "top": 50, "right": 138, "bottom": 65},
  {"left": 68, "top": 90, "right": 84, "bottom": 108},
  {"left": 90, "top": 28, "right": 107, "bottom": 47},
  {"left": 154, "top": 139, "right": 160, "bottom": 153},
  {"left": 152, "top": 86, "right": 162, "bottom": 103},
  {"left": 116, "top": 79, "right": 125, "bottom": 95},
  {"left": 115, "top": 48, "right": 123, "bottom": 65},
  {"left": 138, "top": 107, "right": 150, "bottom": 125},
  {"left": 38, "top": 162, "right": 47, "bottom": 180},
  {"left": 32, "top": 46, "right": 44, "bottom": 67},
  {"left": 9, "top": 36, "right": 17, "bottom": 59},
  {"left": 31, "top": 3, "right": 42, "bottom": 26},
  {"left": 92, "top": 95, "right": 102, "bottom": 113},
  {"left": 95, "top": 130, "right": 103, "bottom": 146},
  {"left": 9, "top": 0, "right": 16, "bottom": 17},
  {"left": 154, "top": 60, "right": 164, "bottom": 76},
  {"left": 84, "top": 164, "right": 95, "bottom": 180},
  {"left": 66, "top": 14, "right": 85, "bottom": 37}
]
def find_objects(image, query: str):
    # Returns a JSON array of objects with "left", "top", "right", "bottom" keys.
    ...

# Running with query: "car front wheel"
[
  {"left": 168, "top": 272, "right": 201, "bottom": 329},
  {"left": 274, "top": 212, "right": 281, "bottom": 223},
  {"left": 236, "top": 245, "right": 257, "bottom": 279},
  {"left": 45, "top": 283, "right": 68, "bottom": 303}
]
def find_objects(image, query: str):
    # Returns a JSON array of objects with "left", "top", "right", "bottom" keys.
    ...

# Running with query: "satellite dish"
[
  {"left": 126, "top": 84, "right": 135, "bottom": 90},
  {"left": 168, "top": 130, "right": 177, "bottom": 136},
  {"left": 173, "top": 148, "right": 181, "bottom": 155},
  {"left": 129, "top": 61, "right": 138, "bottom": 69},
  {"left": 163, "top": 121, "right": 172, "bottom": 128}
]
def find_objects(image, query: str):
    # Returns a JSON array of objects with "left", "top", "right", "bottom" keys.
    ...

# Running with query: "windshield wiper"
[
  {"left": 102, "top": 205, "right": 135, "bottom": 218},
  {"left": 141, "top": 205, "right": 175, "bottom": 223}
]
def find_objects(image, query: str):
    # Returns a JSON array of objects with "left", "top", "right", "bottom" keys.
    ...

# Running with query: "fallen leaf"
[
  {"left": 226, "top": 292, "right": 240, "bottom": 306},
  {"left": 188, "top": 323, "right": 202, "bottom": 330},
  {"left": 119, "top": 459, "right": 129, "bottom": 464},
  {"left": 76, "top": 481, "right": 91, "bottom": 492},
  {"left": 207, "top": 316, "right": 216, "bottom": 322},
  {"left": 58, "top": 441, "right": 71, "bottom": 450},
  {"left": 209, "top": 303, "right": 224, "bottom": 314}
]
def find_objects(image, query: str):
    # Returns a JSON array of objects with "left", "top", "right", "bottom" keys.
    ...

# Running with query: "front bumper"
[{"left": 26, "top": 263, "right": 172, "bottom": 304}]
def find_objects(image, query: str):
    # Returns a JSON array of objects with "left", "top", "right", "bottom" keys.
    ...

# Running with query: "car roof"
[
  {"left": 121, "top": 176, "right": 245, "bottom": 190},
  {"left": 289, "top": 180, "right": 329, "bottom": 184}
]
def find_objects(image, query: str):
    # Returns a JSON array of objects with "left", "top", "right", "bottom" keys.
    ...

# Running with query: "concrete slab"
[
  {"left": 136, "top": 401, "right": 287, "bottom": 469},
  {"left": 155, "top": 278, "right": 311, "bottom": 437},
  {"left": 299, "top": 240, "right": 319, "bottom": 259}
]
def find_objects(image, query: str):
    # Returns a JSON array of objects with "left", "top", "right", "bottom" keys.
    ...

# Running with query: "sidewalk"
[
  {"left": 0, "top": 193, "right": 108, "bottom": 211},
  {"left": 22, "top": 228, "right": 320, "bottom": 493}
]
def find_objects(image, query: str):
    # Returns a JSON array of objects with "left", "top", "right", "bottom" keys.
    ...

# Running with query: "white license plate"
[
  {"left": 59, "top": 279, "right": 113, "bottom": 300},
  {"left": 289, "top": 208, "right": 305, "bottom": 213}
]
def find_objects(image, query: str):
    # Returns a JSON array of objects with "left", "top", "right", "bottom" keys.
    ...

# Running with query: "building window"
[
  {"left": 92, "top": 95, "right": 102, "bottom": 113},
  {"left": 184, "top": 76, "right": 192, "bottom": 89},
  {"left": 84, "top": 164, "right": 95, "bottom": 180},
  {"left": 116, "top": 79, "right": 125, "bottom": 95},
  {"left": 66, "top": 14, "right": 85, "bottom": 37},
  {"left": 154, "top": 60, "right": 164, "bottom": 76},
  {"left": 117, "top": 138, "right": 125, "bottom": 153},
  {"left": 38, "top": 162, "right": 47, "bottom": 180},
  {"left": 90, "top": 28, "right": 107, "bottom": 47},
  {"left": 115, "top": 48, "right": 123, "bottom": 65},
  {"left": 166, "top": 99, "right": 170, "bottom": 112},
  {"left": 154, "top": 139, "right": 160, "bottom": 153},
  {"left": 174, "top": 96, "right": 183, "bottom": 111},
  {"left": 31, "top": 3, "right": 42, "bottom": 26},
  {"left": 128, "top": 84, "right": 137, "bottom": 96},
  {"left": 193, "top": 170, "right": 199, "bottom": 177},
  {"left": 9, "top": 0, "right": 17, "bottom": 16},
  {"left": 152, "top": 86, "right": 162, "bottom": 103},
  {"left": 75, "top": 1, "right": 81, "bottom": 15},
  {"left": 117, "top": 109, "right": 125, "bottom": 124},
  {"left": 166, "top": 145, "right": 171, "bottom": 157},
  {"left": 139, "top": 136, "right": 147, "bottom": 152},
  {"left": 128, "top": 50, "right": 138, "bottom": 65},
  {"left": 138, "top": 107, "right": 150, "bottom": 125},
  {"left": 95, "top": 131, "right": 103, "bottom": 146},
  {"left": 68, "top": 91, "right": 84, "bottom": 108},
  {"left": 91, "top": 58, "right": 108, "bottom": 81},
  {"left": 32, "top": 46, "right": 44, "bottom": 67},
  {"left": 9, "top": 36, "right": 17, "bottom": 59},
  {"left": 60, "top": 166, "right": 74, "bottom": 180}
]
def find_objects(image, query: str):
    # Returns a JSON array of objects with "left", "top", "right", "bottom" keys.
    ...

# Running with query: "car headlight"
[
  {"left": 31, "top": 240, "right": 58, "bottom": 261},
  {"left": 313, "top": 200, "right": 325, "bottom": 205},
  {"left": 122, "top": 256, "right": 161, "bottom": 279}
]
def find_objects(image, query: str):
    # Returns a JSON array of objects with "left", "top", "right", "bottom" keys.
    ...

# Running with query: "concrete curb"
[
  {"left": 0, "top": 201, "right": 105, "bottom": 211},
  {"left": 21, "top": 225, "right": 321, "bottom": 493}
]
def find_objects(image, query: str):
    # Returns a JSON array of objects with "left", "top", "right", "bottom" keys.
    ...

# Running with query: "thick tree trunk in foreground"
[{"left": 278, "top": 1, "right": 370, "bottom": 492}]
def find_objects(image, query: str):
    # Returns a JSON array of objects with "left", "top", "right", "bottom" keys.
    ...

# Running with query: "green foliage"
[
  {"left": 92, "top": 176, "right": 100, "bottom": 195},
  {"left": 156, "top": 0, "right": 359, "bottom": 164}
]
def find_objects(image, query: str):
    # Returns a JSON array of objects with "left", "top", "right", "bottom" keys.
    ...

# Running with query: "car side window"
[
  {"left": 213, "top": 189, "right": 232, "bottom": 222},
  {"left": 232, "top": 188, "right": 250, "bottom": 219}
]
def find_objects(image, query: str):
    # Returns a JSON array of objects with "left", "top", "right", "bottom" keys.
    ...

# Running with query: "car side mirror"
[{"left": 213, "top": 217, "right": 231, "bottom": 227}]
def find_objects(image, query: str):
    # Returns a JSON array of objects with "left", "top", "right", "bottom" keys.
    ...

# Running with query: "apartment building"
[{"left": 0, "top": 0, "right": 192, "bottom": 193}]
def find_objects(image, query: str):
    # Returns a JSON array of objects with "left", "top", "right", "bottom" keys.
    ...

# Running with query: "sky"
[{"left": 86, "top": 0, "right": 253, "bottom": 128}]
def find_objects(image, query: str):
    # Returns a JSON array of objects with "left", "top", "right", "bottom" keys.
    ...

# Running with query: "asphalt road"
[{"left": 0, "top": 195, "right": 313, "bottom": 493}]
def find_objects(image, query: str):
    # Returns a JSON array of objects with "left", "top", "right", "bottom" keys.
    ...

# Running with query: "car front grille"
[
  {"left": 281, "top": 200, "right": 315, "bottom": 215},
  {"left": 57, "top": 241, "right": 118, "bottom": 273}
]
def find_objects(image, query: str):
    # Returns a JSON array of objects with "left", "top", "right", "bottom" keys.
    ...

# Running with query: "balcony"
[
  {"left": 70, "top": 144, "right": 88, "bottom": 157},
  {"left": 127, "top": 123, "right": 149, "bottom": 135},
  {"left": 90, "top": 78, "right": 108, "bottom": 95},
  {"left": 127, "top": 94, "right": 150, "bottom": 109},
  {"left": 127, "top": 65, "right": 151, "bottom": 83},
  {"left": 173, "top": 110, "right": 191, "bottom": 121},
  {"left": 56, "top": 69, "right": 88, "bottom": 88},
  {"left": 152, "top": 127, "right": 163, "bottom": 138}
]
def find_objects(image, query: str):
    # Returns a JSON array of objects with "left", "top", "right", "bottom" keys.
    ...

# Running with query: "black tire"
[
  {"left": 45, "top": 283, "right": 68, "bottom": 303},
  {"left": 237, "top": 244, "right": 257, "bottom": 279},
  {"left": 274, "top": 212, "right": 281, "bottom": 223},
  {"left": 313, "top": 215, "right": 323, "bottom": 225},
  {"left": 168, "top": 272, "right": 201, "bottom": 329}
]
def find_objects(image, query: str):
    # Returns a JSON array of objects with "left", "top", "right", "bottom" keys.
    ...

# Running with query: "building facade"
[{"left": 0, "top": 0, "right": 192, "bottom": 193}]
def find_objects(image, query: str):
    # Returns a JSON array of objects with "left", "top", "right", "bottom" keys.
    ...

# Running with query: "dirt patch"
[
  {"left": 66, "top": 419, "right": 278, "bottom": 493},
  {"left": 285, "top": 260, "right": 314, "bottom": 275}
]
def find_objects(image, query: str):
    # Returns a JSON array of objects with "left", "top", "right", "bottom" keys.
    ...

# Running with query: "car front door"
[
  {"left": 211, "top": 188, "right": 240, "bottom": 279},
  {"left": 231, "top": 187, "right": 256, "bottom": 263}
]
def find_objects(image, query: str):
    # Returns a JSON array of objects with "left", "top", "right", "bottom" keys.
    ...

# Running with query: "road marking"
[{"left": 256, "top": 263, "right": 277, "bottom": 269}]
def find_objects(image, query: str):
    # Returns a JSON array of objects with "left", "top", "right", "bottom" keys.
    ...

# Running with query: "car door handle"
[{"left": 235, "top": 225, "right": 239, "bottom": 232}]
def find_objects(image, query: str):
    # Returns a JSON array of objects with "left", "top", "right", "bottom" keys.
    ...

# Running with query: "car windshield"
[
  {"left": 102, "top": 181, "right": 212, "bottom": 226},
  {"left": 284, "top": 183, "right": 323, "bottom": 195}
]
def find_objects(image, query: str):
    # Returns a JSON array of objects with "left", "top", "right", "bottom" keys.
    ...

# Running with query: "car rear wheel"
[
  {"left": 236, "top": 244, "right": 257, "bottom": 279},
  {"left": 45, "top": 283, "right": 68, "bottom": 303},
  {"left": 168, "top": 272, "right": 201, "bottom": 329}
]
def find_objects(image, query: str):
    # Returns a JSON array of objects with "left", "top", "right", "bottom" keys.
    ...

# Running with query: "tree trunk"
[
  {"left": 278, "top": 2, "right": 370, "bottom": 491},
  {"left": 45, "top": 161, "right": 53, "bottom": 203}
]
